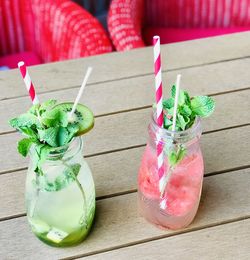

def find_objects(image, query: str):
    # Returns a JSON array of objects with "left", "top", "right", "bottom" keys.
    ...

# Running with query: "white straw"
[
  {"left": 172, "top": 74, "right": 181, "bottom": 133},
  {"left": 69, "top": 67, "right": 92, "bottom": 118},
  {"left": 159, "top": 74, "right": 182, "bottom": 208}
]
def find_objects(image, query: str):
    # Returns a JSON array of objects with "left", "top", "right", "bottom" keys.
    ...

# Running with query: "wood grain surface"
[{"left": 0, "top": 32, "right": 249, "bottom": 259}]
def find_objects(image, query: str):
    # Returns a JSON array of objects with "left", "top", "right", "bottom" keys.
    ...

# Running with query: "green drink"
[{"left": 10, "top": 100, "right": 95, "bottom": 247}]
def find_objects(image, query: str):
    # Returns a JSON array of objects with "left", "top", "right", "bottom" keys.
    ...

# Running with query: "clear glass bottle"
[
  {"left": 138, "top": 116, "right": 204, "bottom": 230},
  {"left": 25, "top": 137, "right": 95, "bottom": 247}
]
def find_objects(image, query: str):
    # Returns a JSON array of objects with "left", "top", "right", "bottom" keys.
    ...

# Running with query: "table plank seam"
[
  {"left": 79, "top": 123, "right": 250, "bottom": 158},
  {"left": 1, "top": 55, "right": 250, "bottom": 102},
  {"left": 1, "top": 166, "right": 249, "bottom": 222},
  {"left": 0, "top": 124, "right": 249, "bottom": 176},
  {"left": 0, "top": 88, "right": 249, "bottom": 137},
  {"left": 60, "top": 216, "right": 250, "bottom": 260},
  {"left": 92, "top": 87, "right": 250, "bottom": 119}
]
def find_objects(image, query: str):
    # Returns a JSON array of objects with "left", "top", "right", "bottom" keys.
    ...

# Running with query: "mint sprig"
[
  {"left": 162, "top": 85, "right": 215, "bottom": 167},
  {"left": 34, "top": 163, "right": 81, "bottom": 192},
  {"left": 163, "top": 85, "right": 215, "bottom": 131},
  {"left": 9, "top": 99, "right": 82, "bottom": 179},
  {"left": 9, "top": 100, "right": 80, "bottom": 158}
]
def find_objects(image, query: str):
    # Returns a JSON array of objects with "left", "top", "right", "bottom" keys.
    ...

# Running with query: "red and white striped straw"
[
  {"left": 18, "top": 61, "right": 39, "bottom": 105},
  {"left": 153, "top": 36, "right": 164, "bottom": 181}
]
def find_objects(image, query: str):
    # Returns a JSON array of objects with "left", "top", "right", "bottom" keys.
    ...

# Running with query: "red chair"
[
  {"left": 108, "top": 0, "right": 250, "bottom": 51},
  {"left": 0, "top": 0, "right": 112, "bottom": 69}
]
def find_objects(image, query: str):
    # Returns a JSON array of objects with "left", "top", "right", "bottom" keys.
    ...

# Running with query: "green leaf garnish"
[
  {"left": 177, "top": 114, "right": 186, "bottom": 130},
  {"left": 191, "top": 96, "right": 215, "bottom": 117},
  {"left": 169, "top": 151, "right": 177, "bottom": 166},
  {"left": 171, "top": 85, "right": 186, "bottom": 105},
  {"left": 175, "top": 147, "right": 186, "bottom": 164},
  {"left": 39, "top": 99, "right": 57, "bottom": 112},
  {"left": 41, "top": 108, "right": 68, "bottom": 128},
  {"left": 28, "top": 104, "right": 40, "bottom": 115},
  {"left": 162, "top": 84, "right": 215, "bottom": 169},
  {"left": 166, "top": 144, "right": 186, "bottom": 167},
  {"left": 163, "top": 86, "right": 215, "bottom": 131},
  {"left": 57, "top": 126, "right": 69, "bottom": 147},
  {"left": 9, "top": 113, "right": 41, "bottom": 130},
  {"left": 171, "top": 85, "right": 176, "bottom": 98},
  {"left": 9, "top": 100, "right": 83, "bottom": 159},
  {"left": 18, "top": 127, "right": 37, "bottom": 139},
  {"left": 163, "top": 98, "right": 174, "bottom": 109},
  {"left": 38, "top": 127, "right": 59, "bottom": 147},
  {"left": 17, "top": 138, "right": 34, "bottom": 157},
  {"left": 35, "top": 163, "right": 81, "bottom": 192},
  {"left": 180, "top": 105, "right": 192, "bottom": 117}
]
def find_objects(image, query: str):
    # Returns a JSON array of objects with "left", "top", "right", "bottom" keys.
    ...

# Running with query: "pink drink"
[{"left": 138, "top": 118, "right": 204, "bottom": 230}]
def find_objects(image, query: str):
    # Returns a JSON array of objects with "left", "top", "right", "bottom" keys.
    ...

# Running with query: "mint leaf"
[
  {"left": 41, "top": 108, "right": 68, "bottom": 128},
  {"left": 176, "top": 147, "right": 186, "bottom": 164},
  {"left": 167, "top": 146, "right": 186, "bottom": 167},
  {"left": 178, "top": 90, "right": 185, "bottom": 106},
  {"left": 177, "top": 114, "right": 186, "bottom": 130},
  {"left": 17, "top": 138, "right": 34, "bottom": 157},
  {"left": 57, "top": 127, "right": 69, "bottom": 146},
  {"left": 164, "top": 117, "right": 172, "bottom": 128},
  {"left": 39, "top": 99, "right": 57, "bottom": 115},
  {"left": 171, "top": 85, "right": 176, "bottom": 98},
  {"left": 167, "top": 107, "right": 174, "bottom": 116},
  {"left": 28, "top": 104, "right": 40, "bottom": 115},
  {"left": 169, "top": 151, "right": 177, "bottom": 166},
  {"left": 191, "top": 96, "right": 215, "bottom": 117},
  {"left": 37, "top": 163, "right": 81, "bottom": 192},
  {"left": 33, "top": 144, "right": 42, "bottom": 174},
  {"left": 9, "top": 113, "right": 41, "bottom": 130},
  {"left": 163, "top": 98, "right": 174, "bottom": 109},
  {"left": 184, "top": 91, "right": 191, "bottom": 105},
  {"left": 70, "top": 163, "right": 81, "bottom": 176},
  {"left": 38, "top": 127, "right": 58, "bottom": 147},
  {"left": 40, "top": 145, "right": 52, "bottom": 163},
  {"left": 180, "top": 105, "right": 192, "bottom": 117},
  {"left": 171, "top": 85, "right": 185, "bottom": 105},
  {"left": 33, "top": 144, "right": 53, "bottom": 176},
  {"left": 18, "top": 127, "right": 37, "bottom": 138},
  {"left": 38, "top": 127, "right": 69, "bottom": 147},
  {"left": 67, "top": 123, "right": 79, "bottom": 142}
]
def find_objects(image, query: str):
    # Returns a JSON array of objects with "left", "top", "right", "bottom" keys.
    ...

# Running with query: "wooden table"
[{"left": 0, "top": 32, "right": 250, "bottom": 260}]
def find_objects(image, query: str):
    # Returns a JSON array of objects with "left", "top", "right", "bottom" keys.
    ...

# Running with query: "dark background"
[{"left": 73, "top": 0, "right": 112, "bottom": 29}]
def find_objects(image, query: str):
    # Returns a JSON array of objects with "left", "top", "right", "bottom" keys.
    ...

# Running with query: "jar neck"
[
  {"left": 30, "top": 137, "right": 83, "bottom": 161},
  {"left": 149, "top": 115, "right": 202, "bottom": 146}
]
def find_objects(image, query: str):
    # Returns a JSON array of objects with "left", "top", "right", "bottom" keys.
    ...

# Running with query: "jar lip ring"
[
  {"left": 151, "top": 113, "right": 202, "bottom": 139},
  {"left": 49, "top": 137, "right": 82, "bottom": 158},
  {"left": 30, "top": 137, "right": 83, "bottom": 160}
]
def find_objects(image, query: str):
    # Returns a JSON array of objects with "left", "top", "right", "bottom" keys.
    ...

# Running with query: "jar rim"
[
  {"left": 150, "top": 113, "right": 202, "bottom": 142},
  {"left": 30, "top": 137, "right": 82, "bottom": 160},
  {"left": 47, "top": 137, "right": 82, "bottom": 159}
]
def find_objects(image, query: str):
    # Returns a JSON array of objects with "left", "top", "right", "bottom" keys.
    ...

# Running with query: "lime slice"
[{"left": 53, "top": 102, "right": 94, "bottom": 135}]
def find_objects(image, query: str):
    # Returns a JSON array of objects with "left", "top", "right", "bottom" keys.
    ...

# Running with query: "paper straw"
[
  {"left": 18, "top": 61, "right": 39, "bottom": 105},
  {"left": 69, "top": 67, "right": 92, "bottom": 119},
  {"left": 159, "top": 74, "right": 181, "bottom": 207},
  {"left": 153, "top": 36, "right": 164, "bottom": 180},
  {"left": 153, "top": 36, "right": 164, "bottom": 128},
  {"left": 172, "top": 74, "right": 181, "bottom": 133}
]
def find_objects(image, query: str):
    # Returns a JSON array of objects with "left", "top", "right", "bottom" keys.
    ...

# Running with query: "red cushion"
[
  {"left": 0, "top": 51, "right": 41, "bottom": 69},
  {"left": 143, "top": 27, "right": 250, "bottom": 45}
]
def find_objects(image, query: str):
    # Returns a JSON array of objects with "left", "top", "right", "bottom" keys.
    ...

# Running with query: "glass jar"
[
  {"left": 25, "top": 137, "right": 95, "bottom": 247},
  {"left": 138, "top": 116, "right": 204, "bottom": 230}
]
